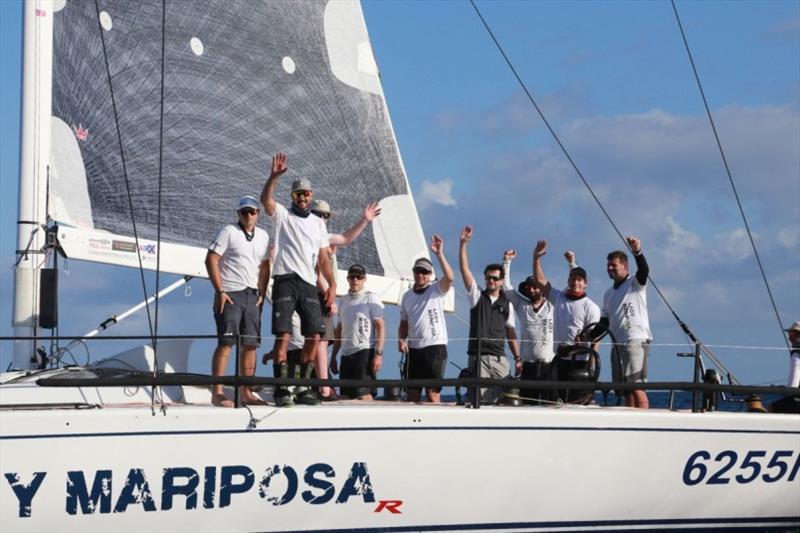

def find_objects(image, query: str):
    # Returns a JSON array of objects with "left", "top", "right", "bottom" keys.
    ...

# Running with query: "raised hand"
[
  {"left": 564, "top": 250, "right": 575, "bottom": 264},
  {"left": 534, "top": 240, "right": 548, "bottom": 258},
  {"left": 431, "top": 234, "right": 444, "bottom": 254},
  {"left": 460, "top": 225, "right": 473, "bottom": 243},
  {"left": 363, "top": 202, "right": 382, "bottom": 221},
  {"left": 626, "top": 236, "right": 642, "bottom": 254},
  {"left": 504, "top": 249, "right": 517, "bottom": 262},
  {"left": 270, "top": 153, "right": 288, "bottom": 179}
]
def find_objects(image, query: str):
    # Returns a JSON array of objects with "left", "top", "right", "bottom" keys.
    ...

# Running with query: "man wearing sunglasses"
[
  {"left": 330, "top": 264, "right": 385, "bottom": 400},
  {"left": 458, "top": 226, "right": 520, "bottom": 405},
  {"left": 205, "top": 196, "right": 270, "bottom": 407},
  {"left": 261, "top": 153, "right": 336, "bottom": 407},
  {"left": 309, "top": 199, "right": 382, "bottom": 400},
  {"left": 398, "top": 235, "right": 455, "bottom": 403}
]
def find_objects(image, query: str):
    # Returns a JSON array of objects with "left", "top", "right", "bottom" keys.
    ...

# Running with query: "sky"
[{"left": 1, "top": 0, "right": 798, "bottom": 387}]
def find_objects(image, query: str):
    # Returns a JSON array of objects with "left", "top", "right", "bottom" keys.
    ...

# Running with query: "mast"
[{"left": 12, "top": 0, "right": 53, "bottom": 369}]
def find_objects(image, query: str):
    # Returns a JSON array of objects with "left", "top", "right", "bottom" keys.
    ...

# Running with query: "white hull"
[{"left": 2, "top": 387, "right": 798, "bottom": 532}]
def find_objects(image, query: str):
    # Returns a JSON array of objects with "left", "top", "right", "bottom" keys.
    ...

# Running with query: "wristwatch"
[{"left": 375, "top": 349, "right": 383, "bottom": 356}]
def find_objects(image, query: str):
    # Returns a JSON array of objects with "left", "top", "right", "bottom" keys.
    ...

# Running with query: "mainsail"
[{"left": 47, "top": 0, "right": 428, "bottom": 303}]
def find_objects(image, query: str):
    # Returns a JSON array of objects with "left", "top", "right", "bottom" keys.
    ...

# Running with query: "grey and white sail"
[{"left": 47, "top": 0, "right": 428, "bottom": 302}]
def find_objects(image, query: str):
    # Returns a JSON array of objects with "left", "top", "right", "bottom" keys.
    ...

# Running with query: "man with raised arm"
[
  {"left": 502, "top": 249, "right": 555, "bottom": 404},
  {"left": 598, "top": 237, "right": 652, "bottom": 409},
  {"left": 260, "top": 153, "right": 336, "bottom": 407},
  {"left": 330, "top": 264, "right": 385, "bottom": 400},
  {"left": 310, "top": 199, "right": 381, "bottom": 400},
  {"left": 459, "top": 226, "right": 519, "bottom": 404},
  {"left": 205, "top": 196, "right": 270, "bottom": 407},
  {"left": 398, "top": 235, "right": 454, "bottom": 403}
]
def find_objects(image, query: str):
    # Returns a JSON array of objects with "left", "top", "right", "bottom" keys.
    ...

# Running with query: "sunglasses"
[
  {"left": 347, "top": 274, "right": 365, "bottom": 280},
  {"left": 239, "top": 208, "right": 259, "bottom": 216},
  {"left": 292, "top": 190, "right": 312, "bottom": 198},
  {"left": 312, "top": 211, "right": 331, "bottom": 220},
  {"left": 413, "top": 268, "right": 431, "bottom": 275},
  {"left": 485, "top": 275, "right": 503, "bottom": 282}
]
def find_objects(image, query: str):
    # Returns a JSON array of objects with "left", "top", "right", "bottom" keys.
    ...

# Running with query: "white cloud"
[{"left": 416, "top": 179, "right": 457, "bottom": 209}]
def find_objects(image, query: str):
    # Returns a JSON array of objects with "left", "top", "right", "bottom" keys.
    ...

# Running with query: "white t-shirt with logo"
[
  {"left": 338, "top": 291, "right": 384, "bottom": 356},
  {"left": 504, "top": 289, "right": 555, "bottom": 362},
  {"left": 602, "top": 275, "right": 652, "bottom": 343},
  {"left": 208, "top": 224, "right": 269, "bottom": 292},
  {"left": 549, "top": 287, "right": 601, "bottom": 347},
  {"left": 270, "top": 203, "right": 330, "bottom": 286},
  {"left": 400, "top": 282, "right": 448, "bottom": 349}
]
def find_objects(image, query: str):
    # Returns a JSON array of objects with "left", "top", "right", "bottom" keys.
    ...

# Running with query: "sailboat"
[{"left": 2, "top": 1, "right": 798, "bottom": 531}]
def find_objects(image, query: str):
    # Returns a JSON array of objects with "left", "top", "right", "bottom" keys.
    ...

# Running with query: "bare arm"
[
  {"left": 260, "top": 153, "right": 287, "bottom": 216},
  {"left": 330, "top": 202, "right": 382, "bottom": 246},
  {"left": 372, "top": 318, "right": 385, "bottom": 374},
  {"left": 533, "top": 240, "right": 551, "bottom": 298},
  {"left": 257, "top": 259, "right": 270, "bottom": 307},
  {"left": 318, "top": 247, "right": 337, "bottom": 308},
  {"left": 398, "top": 319, "right": 409, "bottom": 353},
  {"left": 458, "top": 226, "right": 475, "bottom": 291},
  {"left": 506, "top": 326, "right": 521, "bottom": 377},
  {"left": 431, "top": 234, "right": 455, "bottom": 293},
  {"left": 205, "top": 251, "right": 232, "bottom": 313},
  {"left": 502, "top": 249, "right": 516, "bottom": 291},
  {"left": 330, "top": 322, "right": 342, "bottom": 375}
]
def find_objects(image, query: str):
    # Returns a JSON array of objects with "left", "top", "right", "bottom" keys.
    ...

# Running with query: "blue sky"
[{"left": 1, "top": 0, "right": 798, "bottom": 386}]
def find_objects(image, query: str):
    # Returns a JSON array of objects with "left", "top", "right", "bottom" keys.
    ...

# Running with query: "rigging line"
[
  {"left": 153, "top": 0, "right": 166, "bottom": 379},
  {"left": 93, "top": 0, "right": 156, "bottom": 344},
  {"left": 670, "top": 0, "right": 789, "bottom": 351},
  {"left": 468, "top": 0, "right": 741, "bottom": 383}
]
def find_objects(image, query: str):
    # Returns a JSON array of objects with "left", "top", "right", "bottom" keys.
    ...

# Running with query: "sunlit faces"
[
  {"left": 412, "top": 267, "right": 431, "bottom": 289},
  {"left": 238, "top": 207, "right": 259, "bottom": 229},
  {"left": 347, "top": 273, "right": 366, "bottom": 291},
  {"left": 291, "top": 189, "right": 312, "bottom": 210},
  {"left": 567, "top": 272, "right": 588, "bottom": 293},
  {"left": 484, "top": 269, "right": 504, "bottom": 293}
]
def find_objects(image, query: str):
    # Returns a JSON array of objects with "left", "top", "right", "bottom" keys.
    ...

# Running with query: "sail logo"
[{"left": 4, "top": 462, "right": 380, "bottom": 518}]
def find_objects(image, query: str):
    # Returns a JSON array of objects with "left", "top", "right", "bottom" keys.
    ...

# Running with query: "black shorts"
[
  {"left": 213, "top": 288, "right": 262, "bottom": 348},
  {"left": 272, "top": 274, "right": 325, "bottom": 336},
  {"left": 407, "top": 344, "right": 447, "bottom": 392},
  {"left": 340, "top": 348, "right": 373, "bottom": 399},
  {"left": 520, "top": 360, "right": 555, "bottom": 404}
]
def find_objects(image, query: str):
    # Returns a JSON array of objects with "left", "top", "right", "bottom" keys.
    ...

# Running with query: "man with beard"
[{"left": 260, "top": 153, "right": 336, "bottom": 407}]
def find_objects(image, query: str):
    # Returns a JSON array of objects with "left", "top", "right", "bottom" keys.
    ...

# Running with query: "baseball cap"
[
  {"left": 569, "top": 266, "right": 588, "bottom": 280},
  {"left": 412, "top": 257, "right": 434, "bottom": 274},
  {"left": 785, "top": 321, "right": 800, "bottom": 334},
  {"left": 291, "top": 178, "right": 313, "bottom": 192},
  {"left": 310, "top": 199, "right": 331, "bottom": 215},
  {"left": 237, "top": 195, "right": 260, "bottom": 211},
  {"left": 518, "top": 275, "right": 537, "bottom": 294},
  {"left": 347, "top": 264, "right": 367, "bottom": 277}
]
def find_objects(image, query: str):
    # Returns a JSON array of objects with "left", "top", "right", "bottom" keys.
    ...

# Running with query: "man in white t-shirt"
[
  {"left": 458, "top": 226, "right": 519, "bottom": 405},
  {"left": 770, "top": 321, "right": 800, "bottom": 413},
  {"left": 260, "top": 153, "right": 336, "bottom": 407},
  {"left": 534, "top": 240, "right": 601, "bottom": 403},
  {"left": 330, "top": 264, "right": 385, "bottom": 400},
  {"left": 398, "top": 235, "right": 455, "bottom": 403},
  {"left": 205, "top": 196, "right": 270, "bottom": 407},
  {"left": 598, "top": 236, "right": 653, "bottom": 408}
]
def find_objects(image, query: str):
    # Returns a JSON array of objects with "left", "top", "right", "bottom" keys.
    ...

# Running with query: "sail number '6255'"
[{"left": 682, "top": 450, "right": 800, "bottom": 486}]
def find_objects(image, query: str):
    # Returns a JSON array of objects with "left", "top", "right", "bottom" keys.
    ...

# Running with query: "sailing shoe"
[
  {"left": 274, "top": 388, "right": 294, "bottom": 408},
  {"left": 295, "top": 388, "right": 321, "bottom": 406}
]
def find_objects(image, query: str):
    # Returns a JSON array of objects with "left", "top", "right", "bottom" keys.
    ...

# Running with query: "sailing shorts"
[
  {"left": 340, "top": 348, "right": 374, "bottom": 399},
  {"left": 213, "top": 288, "right": 262, "bottom": 348},
  {"left": 272, "top": 274, "right": 325, "bottom": 336},
  {"left": 407, "top": 344, "right": 448, "bottom": 393},
  {"left": 614, "top": 340, "right": 650, "bottom": 383}
]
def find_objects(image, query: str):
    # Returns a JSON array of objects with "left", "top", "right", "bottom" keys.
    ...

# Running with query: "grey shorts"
[
  {"left": 213, "top": 288, "right": 262, "bottom": 348},
  {"left": 614, "top": 340, "right": 650, "bottom": 383},
  {"left": 272, "top": 274, "right": 325, "bottom": 336}
]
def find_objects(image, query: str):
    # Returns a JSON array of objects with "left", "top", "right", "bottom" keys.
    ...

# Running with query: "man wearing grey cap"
[
  {"left": 205, "top": 195, "right": 270, "bottom": 407},
  {"left": 261, "top": 153, "right": 336, "bottom": 407},
  {"left": 398, "top": 235, "right": 455, "bottom": 403}
]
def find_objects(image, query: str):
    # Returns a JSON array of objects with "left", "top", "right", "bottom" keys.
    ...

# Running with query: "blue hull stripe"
[
  {"left": 271, "top": 516, "right": 800, "bottom": 532},
  {"left": 2, "top": 424, "right": 799, "bottom": 441}
]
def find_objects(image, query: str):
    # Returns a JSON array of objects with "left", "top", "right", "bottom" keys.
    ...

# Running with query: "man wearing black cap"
[
  {"left": 330, "top": 264, "right": 385, "bottom": 400},
  {"left": 205, "top": 196, "right": 270, "bottom": 407},
  {"left": 261, "top": 153, "right": 336, "bottom": 407},
  {"left": 459, "top": 226, "right": 520, "bottom": 404},
  {"left": 398, "top": 235, "right": 455, "bottom": 403}
]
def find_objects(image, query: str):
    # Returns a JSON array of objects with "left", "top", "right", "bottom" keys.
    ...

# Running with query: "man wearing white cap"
[
  {"left": 398, "top": 235, "right": 455, "bottom": 403},
  {"left": 205, "top": 195, "right": 270, "bottom": 407},
  {"left": 261, "top": 153, "right": 336, "bottom": 407}
]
